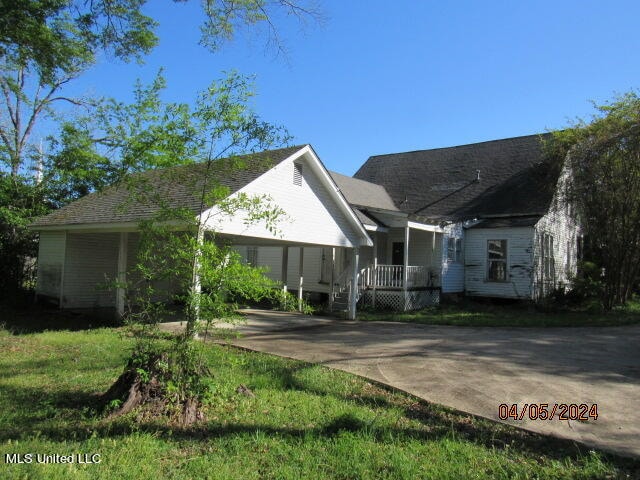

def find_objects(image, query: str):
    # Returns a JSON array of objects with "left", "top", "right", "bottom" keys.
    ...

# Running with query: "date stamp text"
[{"left": 498, "top": 403, "right": 598, "bottom": 421}]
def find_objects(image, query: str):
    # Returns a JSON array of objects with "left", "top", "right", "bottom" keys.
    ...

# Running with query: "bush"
[{"left": 540, "top": 261, "right": 605, "bottom": 310}]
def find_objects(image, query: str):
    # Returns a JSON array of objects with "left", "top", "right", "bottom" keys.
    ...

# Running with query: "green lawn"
[
  {"left": 357, "top": 299, "right": 640, "bottom": 327},
  {"left": 0, "top": 315, "right": 638, "bottom": 479}
]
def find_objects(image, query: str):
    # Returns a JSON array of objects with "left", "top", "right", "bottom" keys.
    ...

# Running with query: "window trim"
[
  {"left": 540, "top": 232, "right": 555, "bottom": 282},
  {"left": 486, "top": 239, "right": 508, "bottom": 282},
  {"left": 446, "top": 236, "right": 463, "bottom": 263}
]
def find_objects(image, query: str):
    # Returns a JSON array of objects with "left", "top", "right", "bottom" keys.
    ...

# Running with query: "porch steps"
[
  {"left": 330, "top": 291, "right": 350, "bottom": 314},
  {"left": 332, "top": 292, "right": 349, "bottom": 312}
]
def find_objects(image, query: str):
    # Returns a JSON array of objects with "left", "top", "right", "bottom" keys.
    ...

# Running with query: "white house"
[
  {"left": 30, "top": 145, "right": 372, "bottom": 319},
  {"left": 30, "top": 135, "right": 579, "bottom": 318},
  {"left": 351, "top": 133, "right": 579, "bottom": 304},
  {"left": 235, "top": 134, "right": 579, "bottom": 310}
]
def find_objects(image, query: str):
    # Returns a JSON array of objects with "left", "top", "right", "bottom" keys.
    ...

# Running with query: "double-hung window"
[
  {"left": 541, "top": 233, "right": 555, "bottom": 282},
  {"left": 487, "top": 239, "right": 507, "bottom": 282},
  {"left": 446, "top": 237, "right": 463, "bottom": 263},
  {"left": 246, "top": 246, "right": 259, "bottom": 266}
]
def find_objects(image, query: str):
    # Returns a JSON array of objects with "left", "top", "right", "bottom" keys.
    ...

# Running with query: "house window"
[
  {"left": 246, "top": 246, "right": 259, "bottom": 266},
  {"left": 487, "top": 239, "right": 507, "bottom": 282},
  {"left": 541, "top": 233, "right": 555, "bottom": 283},
  {"left": 446, "top": 237, "right": 463, "bottom": 263},
  {"left": 293, "top": 163, "right": 303, "bottom": 186}
]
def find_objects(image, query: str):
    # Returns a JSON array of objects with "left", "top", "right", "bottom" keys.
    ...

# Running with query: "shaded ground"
[
  {"left": 166, "top": 309, "right": 640, "bottom": 458},
  {"left": 0, "top": 301, "right": 121, "bottom": 334}
]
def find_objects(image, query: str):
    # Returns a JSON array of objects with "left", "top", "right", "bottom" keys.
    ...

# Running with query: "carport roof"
[{"left": 30, "top": 146, "right": 305, "bottom": 228}]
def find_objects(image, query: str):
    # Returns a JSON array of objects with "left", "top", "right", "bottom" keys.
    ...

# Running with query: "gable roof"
[
  {"left": 353, "top": 134, "right": 554, "bottom": 222},
  {"left": 31, "top": 146, "right": 305, "bottom": 228},
  {"left": 329, "top": 171, "right": 399, "bottom": 212}
]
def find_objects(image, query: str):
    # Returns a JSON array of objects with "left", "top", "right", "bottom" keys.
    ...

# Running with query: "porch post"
[
  {"left": 348, "top": 247, "right": 359, "bottom": 320},
  {"left": 281, "top": 246, "right": 289, "bottom": 293},
  {"left": 116, "top": 232, "right": 128, "bottom": 317},
  {"left": 59, "top": 231, "right": 68, "bottom": 309},
  {"left": 328, "top": 247, "right": 335, "bottom": 311},
  {"left": 372, "top": 233, "right": 378, "bottom": 308},
  {"left": 403, "top": 226, "right": 410, "bottom": 311},
  {"left": 298, "top": 247, "right": 304, "bottom": 311}
]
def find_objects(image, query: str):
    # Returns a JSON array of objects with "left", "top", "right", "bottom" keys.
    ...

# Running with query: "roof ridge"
[
  {"left": 328, "top": 170, "right": 385, "bottom": 187},
  {"left": 367, "top": 132, "right": 550, "bottom": 160}
]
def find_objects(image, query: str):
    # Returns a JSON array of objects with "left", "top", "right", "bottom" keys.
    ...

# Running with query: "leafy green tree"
[
  {"left": 100, "top": 72, "right": 292, "bottom": 424},
  {"left": 0, "top": 0, "right": 319, "bottom": 297},
  {"left": 546, "top": 91, "right": 640, "bottom": 309}
]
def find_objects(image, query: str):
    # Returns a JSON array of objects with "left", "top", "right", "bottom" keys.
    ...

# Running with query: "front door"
[{"left": 392, "top": 242, "right": 404, "bottom": 265}]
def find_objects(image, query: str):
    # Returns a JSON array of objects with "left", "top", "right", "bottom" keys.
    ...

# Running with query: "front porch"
[
  {"left": 359, "top": 264, "right": 438, "bottom": 289},
  {"left": 326, "top": 224, "right": 445, "bottom": 313},
  {"left": 354, "top": 264, "right": 441, "bottom": 311}
]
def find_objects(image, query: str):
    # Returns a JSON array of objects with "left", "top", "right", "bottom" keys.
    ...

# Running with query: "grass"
[
  {"left": 1, "top": 309, "right": 639, "bottom": 479},
  {"left": 357, "top": 298, "right": 640, "bottom": 327}
]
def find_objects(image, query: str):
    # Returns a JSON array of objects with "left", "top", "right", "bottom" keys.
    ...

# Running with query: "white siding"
[
  {"left": 534, "top": 199, "right": 579, "bottom": 299},
  {"left": 529, "top": 162, "right": 580, "bottom": 298},
  {"left": 385, "top": 229, "right": 435, "bottom": 266},
  {"left": 381, "top": 227, "right": 442, "bottom": 287},
  {"left": 286, "top": 247, "right": 325, "bottom": 292},
  {"left": 62, "top": 233, "right": 119, "bottom": 308},
  {"left": 373, "top": 232, "right": 389, "bottom": 264},
  {"left": 441, "top": 223, "right": 464, "bottom": 293},
  {"left": 125, "top": 232, "right": 192, "bottom": 304},
  {"left": 409, "top": 229, "right": 437, "bottom": 268},
  {"left": 235, "top": 245, "right": 333, "bottom": 294},
  {"left": 36, "top": 231, "right": 66, "bottom": 298},
  {"left": 202, "top": 152, "right": 364, "bottom": 248},
  {"left": 464, "top": 227, "right": 535, "bottom": 299}
]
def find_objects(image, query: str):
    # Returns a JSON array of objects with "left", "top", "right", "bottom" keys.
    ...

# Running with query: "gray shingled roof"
[
  {"left": 31, "top": 146, "right": 305, "bottom": 228},
  {"left": 329, "top": 171, "right": 399, "bottom": 212},
  {"left": 354, "top": 134, "right": 554, "bottom": 222},
  {"left": 353, "top": 208, "right": 386, "bottom": 228}
]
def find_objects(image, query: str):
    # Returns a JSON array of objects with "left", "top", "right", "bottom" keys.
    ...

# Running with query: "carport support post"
[
  {"left": 328, "top": 247, "right": 335, "bottom": 312},
  {"left": 281, "top": 246, "right": 289, "bottom": 305},
  {"left": 348, "top": 247, "right": 359, "bottom": 320},
  {"left": 403, "top": 226, "right": 410, "bottom": 311},
  {"left": 281, "top": 246, "right": 289, "bottom": 292},
  {"left": 298, "top": 247, "right": 304, "bottom": 311},
  {"left": 59, "top": 231, "right": 68, "bottom": 309},
  {"left": 116, "top": 232, "right": 128, "bottom": 318}
]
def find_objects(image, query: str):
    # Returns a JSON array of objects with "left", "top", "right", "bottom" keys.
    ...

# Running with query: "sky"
[{"left": 64, "top": 0, "right": 640, "bottom": 176}]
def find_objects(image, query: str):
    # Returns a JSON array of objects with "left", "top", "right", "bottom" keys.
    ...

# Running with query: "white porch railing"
[
  {"left": 329, "top": 264, "right": 436, "bottom": 314},
  {"left": 367, "top": 264, "right": 433, "bottom": 289}
]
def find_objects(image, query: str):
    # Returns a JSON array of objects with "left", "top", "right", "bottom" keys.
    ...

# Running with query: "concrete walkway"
[{"left": 162, "top": 309, "right": 640, "bottom": 457}]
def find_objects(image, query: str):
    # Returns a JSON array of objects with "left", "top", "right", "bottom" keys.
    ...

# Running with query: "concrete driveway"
[{"left": 166, "top": 309, "right": 640, "bottom": 457}]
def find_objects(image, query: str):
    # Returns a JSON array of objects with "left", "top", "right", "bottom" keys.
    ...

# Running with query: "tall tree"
[
  {"left": 0, "top": 0, "right": 157, "bottom": 178},
  {"left": 0, "top": 0, "right": 319, "bottom": 296},
  {"left": 545, "top": 91, "right": 640, "bottom": 309},
  {"left": 98, "top": 71, "right": 291, "bottom": 424},
  {"left": 0, "top": 0, "right": 319, "bottom": 179}
]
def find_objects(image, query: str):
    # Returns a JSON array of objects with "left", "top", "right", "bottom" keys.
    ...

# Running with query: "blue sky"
[{"left": 67, "top": 0, "right": 640, "bottom": 175}]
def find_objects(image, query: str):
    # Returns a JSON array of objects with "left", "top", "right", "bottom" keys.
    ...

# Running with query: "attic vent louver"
[{"left": 293, "top": 163, "right": 302, "bottom": 186}]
